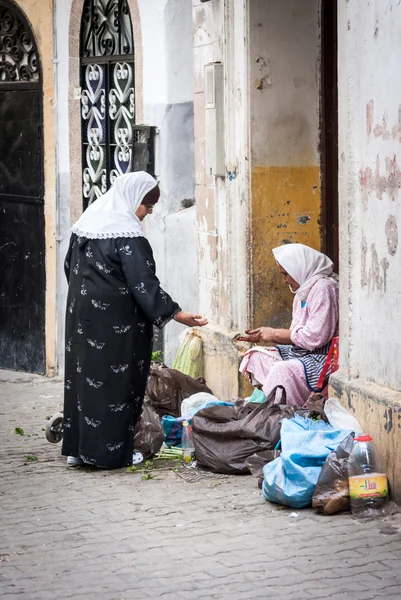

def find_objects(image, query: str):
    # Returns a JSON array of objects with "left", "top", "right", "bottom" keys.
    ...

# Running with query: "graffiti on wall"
[{"left": 359, "top": 100, "right": 400, "bottom": 292}]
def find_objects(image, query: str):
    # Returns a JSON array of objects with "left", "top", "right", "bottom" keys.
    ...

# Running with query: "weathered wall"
[
  {"left": 332, "top": 0, "right": 401, "bottom": 498},
  {"left": 336, "top": 0, "right": 401, "bottom": 390},
  {"left": 249, "top": 0, "right": 321, "bottom": 328},
  {"left": 138, "top": 0, "right": 197, "bottom": 365},
  {"left": 14, "top": 0, "right": 56, "bottom": 374},
  {"left": 193, "top": 0, "right": 251, "bottom": 398}
]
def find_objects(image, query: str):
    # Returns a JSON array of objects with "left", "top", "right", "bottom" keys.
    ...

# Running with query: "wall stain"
[
  {"left": 385, "top": 215, "right": 398, "bottom": 256},
  {"left": 366, "top": 99, "right": 374, "bottom": 136},
  {"left": 374, "top": 112, "right": 390, "bottom": 140},
  {"left": 360, "top": 154, "right": 401, "bottom": 209},
  {"left": 361, "top": 235, "right": 390, "bottom": 294},
  {"left": 384, "top": 407, "right": 393, "bottom": 433},
  {"left": 297, "top": 215, "right": 311, "bottom": 225}
]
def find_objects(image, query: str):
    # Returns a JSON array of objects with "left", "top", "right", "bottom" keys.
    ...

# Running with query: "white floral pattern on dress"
[
  {"left": 87, "top": 339, "right": 105, "bottom": 350},
  {"left": 107, "top": 441, "right": 124, "bottom": 452},
  {"left": 69, "top": 299, "right": 76, "bottom": 314},
  {"left": 96, "top": 262, "right": 113, "bottom": 274},
  {"left": 65, "top": 338, "right": 72, "bottom": 352},
  {"left": 73, "top": 260, "right": 80, "bottom": 275},
  {"left": 135, "top": 283, "right": 147, "bottom": 294},
  {"left": 91, "top": 299, "right": 110, "bottom": 311},
  {"left": 77, "top": 323, "right": 83, "bottom": 335},
  {"left": 85, "top": 416, "right": 101, "bottom": 427},
  {"left": 113, "top": 325, "right": 131, "bottom": 334},
  {"left": 111, "top": 364, "right": 129, "bottom": 373},
  {"left": 109, "top": 403, "right": 127, "bottom": 412},
  {"left": 86, "top": 378, "right": 104, "bottom": 389},
  {"left": 119, "top": 287, "right": 130, "bottom": 295},
  {"left": 80, "top": 455, "right": 96, "bottom": 465},
  {"left": 120, "top": 245, "right": 132, "bottom": 256},
  {"left": 138, "top": 322, "right": 146, "bottom": 333},
  {"left": 86, "top": 245, "right": 93, "bottom": 258},
  {"left": 81, "top": 282, "right": 87, "bottom": 296}
]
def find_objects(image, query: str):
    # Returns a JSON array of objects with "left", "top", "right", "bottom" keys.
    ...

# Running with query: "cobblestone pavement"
[{"left": 1, "top": 370, "right": 401, "bottom": 600}]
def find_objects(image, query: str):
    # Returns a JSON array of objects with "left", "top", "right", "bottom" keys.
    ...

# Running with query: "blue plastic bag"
[
  {"left": 161, "top": 415, "right": 192, "bottom": 448},
  {"left": 262, "top": 414, "right": 352, "bottom": 508},
  {"left": 162, "top": 401, "right": 234, "bottom": 447}
]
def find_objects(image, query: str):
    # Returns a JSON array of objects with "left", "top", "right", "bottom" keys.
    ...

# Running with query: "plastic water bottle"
[
  {"left": 348, "top": 434, "right": 388, "bottom": 518},
  {"left": 182, "top": 420, "right": 195, "bottom": 465}
]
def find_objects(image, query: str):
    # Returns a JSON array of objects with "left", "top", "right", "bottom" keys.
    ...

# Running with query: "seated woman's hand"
[
  {"left": 237, "top": 327, "right": 277, "bottom": 344},
  {"left": 174, "top": 311, "right": 208, "bottom": 327}
]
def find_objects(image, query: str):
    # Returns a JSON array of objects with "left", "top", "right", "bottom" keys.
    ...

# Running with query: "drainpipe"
[{"left": 52, "top": 0, "right": 62, "bottom": 375}]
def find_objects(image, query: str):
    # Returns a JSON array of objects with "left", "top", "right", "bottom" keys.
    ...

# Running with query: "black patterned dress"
[{"left": 62, "top": 233, "right": 181, "bottom": 469}]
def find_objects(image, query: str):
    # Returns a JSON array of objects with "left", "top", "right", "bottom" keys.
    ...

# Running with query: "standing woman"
[{"left": 62, "top": 172, "right": 207, "bottom": 468}]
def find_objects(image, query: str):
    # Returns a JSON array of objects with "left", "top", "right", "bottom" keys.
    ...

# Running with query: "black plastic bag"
[
  {"left": 296, "top": 392, "right": 328, "bottom": 421},
  {"left": 146, "top": 365, "right": 212, "bottom": 418},
  {"left": 133, "top": 403, "right": 165, "bottom": 459},
  {"left": 192, "top": 386, "right": 294, "bottom": 475},
  {"left": 245, "top": 450, "right": 281, "bottom": 489},
  {"left": 312, "top": 433, "right": 354, "bottom": 515}
]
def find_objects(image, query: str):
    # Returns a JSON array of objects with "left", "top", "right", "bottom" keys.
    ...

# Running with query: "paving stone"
[{"left": 1, "top": 370, "right": 401, "bottom": 600}]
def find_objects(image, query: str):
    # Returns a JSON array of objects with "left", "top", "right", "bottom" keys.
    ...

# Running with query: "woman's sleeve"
[
  {"left": 64, "top": 235, "right": 74, "bottom": 283},
  {"left": 290, "top": 282, "right": 339, "bottom": 351},
  {"left": 117, "top": 237, "right": 181, "bottom": 328}
]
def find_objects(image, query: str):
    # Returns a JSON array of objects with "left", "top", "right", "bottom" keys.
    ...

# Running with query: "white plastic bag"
[
  {"left": 181, "top": 392, "right": 220, "bottom": 417},
  {"left": 324, "top": 398, "right": 364, "bottom": 434}
]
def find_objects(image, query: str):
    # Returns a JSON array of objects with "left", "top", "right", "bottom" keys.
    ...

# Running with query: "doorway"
[
  {"left": 0, "top": 1, "right": 45, "bottom": 373},
  {"left": 321, "top": 0, "right": 339, "bottom": 270}
]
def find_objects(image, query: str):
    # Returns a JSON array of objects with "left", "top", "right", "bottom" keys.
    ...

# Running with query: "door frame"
[{"left": 320, "top": 0, "right": 339, "bottom": 270}]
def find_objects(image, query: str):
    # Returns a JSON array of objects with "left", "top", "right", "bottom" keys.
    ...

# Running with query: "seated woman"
[{"left": 238, "top": 243, "right": 339, "bottom": 406}]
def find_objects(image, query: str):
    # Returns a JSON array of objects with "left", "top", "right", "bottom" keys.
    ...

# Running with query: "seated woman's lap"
[{"left": 261, "top": 358, "right": 311, "bottom": 407}]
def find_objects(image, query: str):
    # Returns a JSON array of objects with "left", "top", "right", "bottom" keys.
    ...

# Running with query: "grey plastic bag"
[
  {"left": 192, "top": 386, "right": 294, "bottom": 474},
  {"left": 133, "top": 403, "right": 164, "bottom": 459}
]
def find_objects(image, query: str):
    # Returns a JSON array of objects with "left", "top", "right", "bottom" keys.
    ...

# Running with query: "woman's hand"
[
  {"left": 237, "top": 327, "right": 292, "bottom": 345},
  {"left": 237, "top": 327, "right": 277, "bottom": 344},
  {"left": 174, "top": 311, "right": 208, "bottom": 327}
]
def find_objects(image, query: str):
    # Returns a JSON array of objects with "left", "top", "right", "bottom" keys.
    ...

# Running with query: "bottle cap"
[{"left": 355, "top": 434, "right": 373, "bottom": 442}]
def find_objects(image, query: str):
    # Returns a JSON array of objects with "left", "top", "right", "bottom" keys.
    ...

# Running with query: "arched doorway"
[
  {"left": 0, "top": 0, "right": 45, "bottom": 373},
  {"left": 79, "top": 0, "right": 155, "bottom": 208}
]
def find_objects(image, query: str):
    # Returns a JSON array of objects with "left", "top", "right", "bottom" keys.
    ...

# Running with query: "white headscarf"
[
  {"left": 272, "top": 243, "right": 335, "bottom": 301},
  {"left": 71, "top": 171, "right": 158, "bottom": 239}
]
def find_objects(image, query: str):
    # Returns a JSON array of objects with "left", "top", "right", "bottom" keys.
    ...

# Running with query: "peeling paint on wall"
[
  {"left": 361, "top": 235, "right": 391, "bottom": 294},
  {"left": 359, "top": 154, "right": 401, "bottom": 208},
  {"left": 366, "top": 99, "right": 374, "bottom": 136}
]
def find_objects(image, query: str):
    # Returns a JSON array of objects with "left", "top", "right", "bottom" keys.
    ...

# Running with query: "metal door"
[{"left": 0, "top": 2, "right": 45, "bottom": 373}]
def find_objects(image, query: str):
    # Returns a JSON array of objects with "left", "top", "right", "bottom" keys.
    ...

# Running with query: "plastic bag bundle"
[
  {"left": 324, "top": 398, "right": 364, "bottom": 434},
  {"left": 262, "top": 414, "right": 352, "bottom": 508},
  {"left": 146, "top": 364, "right": 212, "bottom": 418},
  {"left": 312, "top": 433, "right": 354, "bottom": 515},
  {"left": 133, "top": 403, "right": 165, "bottom": 459},
  {"left": 172, "top": 330, "right": 204, "bottom": 379},
  {"left": 192, "top": 386, "right": 294, "bottom": 475}
]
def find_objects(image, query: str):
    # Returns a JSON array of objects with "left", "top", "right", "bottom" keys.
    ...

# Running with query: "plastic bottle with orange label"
[{"left": 348, "top": 434, "right": 388, "bottom": 518}]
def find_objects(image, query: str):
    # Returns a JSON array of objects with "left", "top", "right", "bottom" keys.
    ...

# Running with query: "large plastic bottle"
[
  {"left": 182, "top": 420, "right": 195, "bottom": 465},
  {"left": 348, "top": 434, "right": 388, "bottom": 518}
]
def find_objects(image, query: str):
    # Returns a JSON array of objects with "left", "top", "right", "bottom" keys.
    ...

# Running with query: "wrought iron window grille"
[{"left": 80, "top": 0, "right": 155, "bottom": 208}]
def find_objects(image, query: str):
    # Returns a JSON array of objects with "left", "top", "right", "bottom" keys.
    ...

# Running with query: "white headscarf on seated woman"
[{"left": 272, "top": 243, "right": 337, "bottom": 301}]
